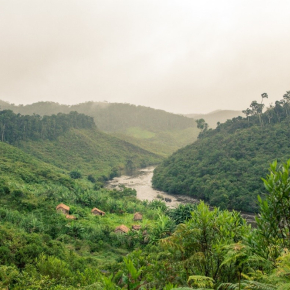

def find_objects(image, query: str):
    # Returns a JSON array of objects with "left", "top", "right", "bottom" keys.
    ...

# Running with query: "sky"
[{"left": 0, "top": 0, "right": 290, "bottom": 114}]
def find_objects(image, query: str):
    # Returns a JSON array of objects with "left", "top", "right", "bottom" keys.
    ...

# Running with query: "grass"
[
  {"left": 126, "top": 127, "right": 156, "bottom": 139},
  {"left": 16, "top": 128, "right": 162, "bottom": 178},
  {"left": 113, "top": 127, "right": 200, "bottom": 157}
]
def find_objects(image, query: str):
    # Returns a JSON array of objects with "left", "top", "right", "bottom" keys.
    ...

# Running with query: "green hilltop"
[
  {"left": 0, "top": 100, "right": 199, "bottom": 156},
  {"left": 153, "top": 94, "right": 290, "bottom": 213}
]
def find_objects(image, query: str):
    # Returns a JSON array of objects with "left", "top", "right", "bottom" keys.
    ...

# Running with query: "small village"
[{"left": 56, "top": 203, "right": 143, "bottom": 234}]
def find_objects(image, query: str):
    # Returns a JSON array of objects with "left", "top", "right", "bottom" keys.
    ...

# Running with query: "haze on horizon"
[{"left": 0, "top": 0, "right": 289, "bottom": 114}]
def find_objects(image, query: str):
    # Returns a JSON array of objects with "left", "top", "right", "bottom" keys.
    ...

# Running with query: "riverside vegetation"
[{"left": 0, "top": 104, "right": 290, "bottom": 289}]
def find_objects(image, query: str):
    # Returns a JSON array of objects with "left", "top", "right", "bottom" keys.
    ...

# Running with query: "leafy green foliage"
[
  {"left": 2, "top": 100, "right": 290, "bottom": 289},
  {"left": 0, "top": 110, "right": 95, "bottom": 143},
  {"left": 167, "top": 203, "right": 196, "bottom": 225},
  {"left": 17, "top": 127, "right": 161, "bottom": 178},
  {"left": 0, "top": 140, "right": 165, "bottom": 289},
  {"left": 255, "top": 160, "right": 290, "bottom": 260},
  {"left": 153, "top": 95, "right": 290, "bottom": 212},
  {"left": 70, "top": 171, "right": 82, "bottom": 179}
]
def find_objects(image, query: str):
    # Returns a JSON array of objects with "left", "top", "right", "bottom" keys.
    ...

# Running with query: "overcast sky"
[{"left": 0, "top": 0, "right": 289, "bottom": 114}]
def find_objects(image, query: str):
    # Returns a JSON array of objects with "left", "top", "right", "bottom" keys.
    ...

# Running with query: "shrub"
[
  {"left": 69, "top": 171, "right": 82, "bottom": 179},
  {"left": 87, "top": 175, "right": 96, "bottom": 183}
]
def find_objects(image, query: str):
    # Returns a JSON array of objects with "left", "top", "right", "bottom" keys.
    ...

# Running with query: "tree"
[
  {"left": 196, "top": 118, "right": 208, "bottom": 131},
  {"left": 196, "top": 118, "right": 209, "bottom": 138},
  {"left": 70, "top": 170, "right": 82, "bottom": 179},
  {"left": 283, "top": 91, "right": 290, "bottom": 116},
  {"left": 256, "top": 160, "right": 290, "bottom": 258},
  {"left": 242, "top": 108, "right": 252, "bottom": 124},
  {"left": 261, "top": 92, "right": 268, "bottom": 103}
]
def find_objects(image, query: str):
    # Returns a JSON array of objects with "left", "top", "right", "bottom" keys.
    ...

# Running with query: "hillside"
[
  {"left": 0, "top": 141, "right": 76, "bottom": 196},
  {"left": 0, "top": 139, "right": 172, "bottom": 288},
  {"left": 1, "top": 104, "right": 289, "bottom": 289},
  {"left": 153, "top": 96, "right": 290, "bottom": 213},
  {"left": 186, "top": 109, "right": 242, "bottom": 128},
  {"left": 0, "top": 110, "right": 162, "bottom": 179},
  {"left": 0, "top": 100, "right": 199, "bottom": 156},
  {"left": 18, "top": 127, "right": 161, "bottom": 179}
]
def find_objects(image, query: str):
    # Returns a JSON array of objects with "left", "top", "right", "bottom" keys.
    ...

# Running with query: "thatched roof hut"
[
  {"left": 56, "top": 203, "right": 70, "bottom": 214},
  {"left": 132, "top": 225, "right": 141, "bottom": 230},
  {"left": 133, "top": 212, "right": 142, "bottom": 221},
  {"left": 91, "top": 208, "right": 105, "bottom": 216},
  {"left": 115, "top": 225, "right": 129, "bottom": 234},
  {"left": 66, "top": 214, "right": 76, "bottom": 220}
]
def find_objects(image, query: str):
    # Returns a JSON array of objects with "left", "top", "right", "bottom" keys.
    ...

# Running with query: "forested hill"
[
  {"left": 152, "top": 94, "right": 290, "bottom": 213},
  {"left": 0, "top": 110, "right": 95, "bottom": 143},
  {"left": 0, "top": 110, "right": 162, "bottom": 179},
  {"left": 0, "top": 101, "right": 194, "bottom": 132},
  {"left": 1, "top": 102, "right": 290, "bottom": 289},
  {"left": 0, "top": 100, "right": 199, "bottom": 156}
]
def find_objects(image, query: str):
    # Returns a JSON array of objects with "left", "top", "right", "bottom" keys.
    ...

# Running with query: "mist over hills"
[
  {"left": 185, "top": 109, "right": 243, "bottom": 128},
  {"left": 0, "top": 100, "right": 199, "bottom": 156},
  {"left": 0, "top": 109, "right": 161, "bottom": 179}
]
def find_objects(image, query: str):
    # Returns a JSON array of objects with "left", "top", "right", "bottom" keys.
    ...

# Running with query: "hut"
[
  {"left": 91, "top": 208, "right": 105, "bottom": 216},
  {"left": 115, "top": 225, "right": 129, "bottom": 234},
  {"left": 132, "top": 225, "right": 141, "bottom": 231},
  {"left": 66, "top": 214, "right": 76, "bottom": 220},
  {"left": 56, "top": 203, "right": 70, "bottom": 214},
  {"left": 133, "top": 212, "right": 142, "bottom": 221}
]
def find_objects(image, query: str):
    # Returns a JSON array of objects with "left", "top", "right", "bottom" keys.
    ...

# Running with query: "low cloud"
[{"left": 0, "top": 0, "right": 289, "bottom": 113}]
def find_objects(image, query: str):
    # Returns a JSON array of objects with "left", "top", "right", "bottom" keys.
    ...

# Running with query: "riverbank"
[
  {"left": 107, "top": 166, "right": 256, "bottom": 225},
  {"left": 107, "top": 166, "right": 199, "bottom": 208}
]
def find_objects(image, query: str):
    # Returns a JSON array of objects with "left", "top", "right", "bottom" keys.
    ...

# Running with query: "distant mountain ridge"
[
  {"left": 0, "top": 100, "right": 199, "bottom": 156},
  {"left": 185, "top": 109, "right": 243, "bottom": 128}
]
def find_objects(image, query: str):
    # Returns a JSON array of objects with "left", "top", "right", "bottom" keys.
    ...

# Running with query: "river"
[
  {"left": 107, "top": 166, "right": 256, "bottom": 225},
  {"left": 107, "top": 166, "right": 199, "bottom": 208}
]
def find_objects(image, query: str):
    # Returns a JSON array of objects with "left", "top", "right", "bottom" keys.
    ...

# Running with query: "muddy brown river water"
[{"left": 107, "top": 166, "right": 256, "bottom": 225}]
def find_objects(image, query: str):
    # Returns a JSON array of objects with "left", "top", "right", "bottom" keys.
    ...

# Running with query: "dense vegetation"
[
  {"left": 1, "top": 141, "right": 290, "bottom": 289},
  {"left": 18, "top": 127, "right": 162, "bottom": 179},
  {"left": 1, "top": 96, "right": 290, "bottom": 289},
  {"left": 0, "top": 100, "right": 199, "bottom": 156},
  {"left": 0, "top": 101, "right": 195, "bottom": 132},
  {"left": 0, "top": 141, "right": 172, "bottom": 289},
  {"left": 0, "top": 109, "right": 161, "bottom": 179},
  {"left": 0, "top": 110, "right": 95, "bottom": 143},
  {"left": 153, "top": 93, "right": 290, "bottom": 212}
]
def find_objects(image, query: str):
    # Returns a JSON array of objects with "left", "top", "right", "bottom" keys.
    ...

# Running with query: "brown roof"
[
  {"left": 91, "top": 208, "right": 105, "bottom": 215},
  {"left": 134, "top": 212, "right": 142, "bottom": 220},
  {"left": 56, "top": 203, "right": 70, "bottom": 211},
  {"left": 132, "top": 225, "right": 141, "bottom": 230},
  {"left": 115, "top": 225, "right": 129, "bottom": 233},
  {"left": 66, "top": 214, "right": 76, "bottom": 220}
]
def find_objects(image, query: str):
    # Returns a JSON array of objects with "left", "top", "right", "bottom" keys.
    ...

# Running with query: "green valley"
[
  {"left": 1, "top": 101, "right": 290, "bottom": 289},
  {"left": 0, "top": 110, "right": 162, "bottom": 180},
  {"left": 0, "top": 100, "right": 199, "bottom": 156}
]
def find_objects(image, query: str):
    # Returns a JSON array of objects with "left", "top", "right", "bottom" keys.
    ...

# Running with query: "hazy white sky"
[{"left": 0, "top": 0, "right": 289, "bottom": 113}]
